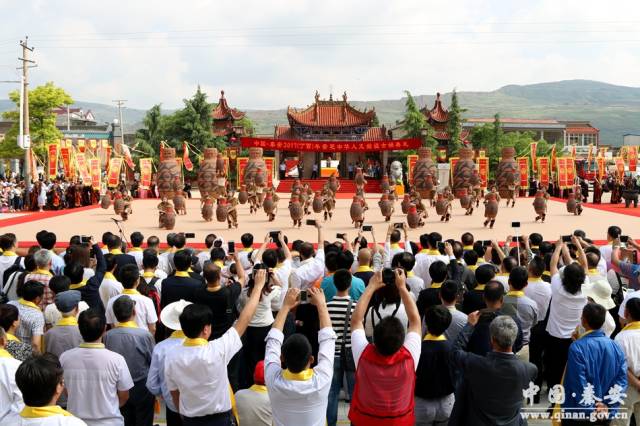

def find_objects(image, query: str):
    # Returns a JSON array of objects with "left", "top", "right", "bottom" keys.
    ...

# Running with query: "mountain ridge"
[{"left": 1, "top": 79, "right": 639, "bottom": 145}]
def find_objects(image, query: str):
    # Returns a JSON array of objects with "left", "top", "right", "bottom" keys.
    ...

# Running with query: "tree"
[
  {"left": 0, "top": 82, "right": 73, "bottom": 159},
  {"left": 402, "top": 90, "right": 434, "bottom": 148},
  {"left": 163, "top": 86, "right": 215, "bottom": 152},
  {"left": 370, "top": 114, "right": 380, "bottom": 128},
  {"left": 447, "top": 89, "right": 465, "bottom": 156},
  {"left": 134, "top": 104, "right": 164, "bottom": 161}
]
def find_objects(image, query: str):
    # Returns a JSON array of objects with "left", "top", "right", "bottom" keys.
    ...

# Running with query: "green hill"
[{"left": 2, "top": 80, "right": 638, "bottom": 145}]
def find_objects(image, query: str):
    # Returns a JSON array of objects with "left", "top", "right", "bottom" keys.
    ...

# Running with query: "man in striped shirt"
[
  {"left": 23, "top": 249, "right": 54, "bottom": 310},
  {"left": 326, "top": 269, "right": 356, "bottom": 426}
]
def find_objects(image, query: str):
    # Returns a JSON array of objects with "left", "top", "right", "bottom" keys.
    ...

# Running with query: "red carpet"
[
  {"left": 0, "top": 205, "right": 99, "bottom": 227},
  {"left": 549, "top": 197, "right": 640, "bottom": 218}
]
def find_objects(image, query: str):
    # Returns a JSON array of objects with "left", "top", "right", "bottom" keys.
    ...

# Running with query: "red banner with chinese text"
[
  {"left": 538, "top": 157, "right": 550, "bottom": 186},
  {"left": 60, "top": 147, "right": 71, "bottom": 177},
  {"left": 449, "top": 157, "right": 459, "bottom": 183},
  {"left": 47, "top": 144, "right": 59, "bottom": 179},
  {"left": 628, "top": 146, "right": 638, "bottom": 172},
  {"left": 566, "top": 157, "right": 576, "bottom": 184},
  {"left": 477, "top": 157, "right": 489, "bottom": 189},
  {"left": 77, "top": 139, "right": 85, "bottom": 153},
  {"left": 240, "top": 137, "right": 421, "bottom": 152},
  {"left": 182, "top": 142, "right": 194, "bottom": 171},
  {"left": 236, "top": 157, "right": 274, "bottom": 187},
  {"left": 75, "top": 152, "right": 91, "bottom": 186},
  {"left": 597, "top": 156, "right": 606, "bottom": 179},
  {"left": 530, "top": 143, "right": 537, "bottom": 168},
  {"left": 407, "top": 155, "right": 418, "bottom": 183},
  {"left": 139, "top": 158, "right": 152, "bottom": 190},
  {"left": 89, "top": 158, "right": 100, "bottom": 190},
  {"left": 517, "top": 157, "right": 529, "bottom": 188},
  {"left": 104, "top": 146, "right": 112, "bottom": 171},
  {"left": 556, "top": 157, "right": 575, "bottom": 189},
  {"left": 107, "top": 158, "right": 123, "bottom": 188},
  {"left": 88, "top": 139, "right": 97, "bottom": 151},
  {"left": 615, "top": 157, "right": 625, "bottom": 179}
]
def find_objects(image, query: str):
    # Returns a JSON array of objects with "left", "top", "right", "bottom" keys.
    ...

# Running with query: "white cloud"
[{"left": 0, "top": 0, "right": 639, "bottom": 110}]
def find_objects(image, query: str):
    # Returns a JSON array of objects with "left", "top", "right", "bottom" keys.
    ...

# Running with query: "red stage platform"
[{"left": 276, "top": 178, "right": 383, "bottom": 193}]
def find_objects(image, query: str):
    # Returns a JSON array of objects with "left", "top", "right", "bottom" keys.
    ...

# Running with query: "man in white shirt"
[
  {"left": 105, "top": 264, "right": 157, "bottom": 333},
  {"left": 413, "top": 233, "right": 449, "bottom": 286},
  {"left": 147, "top": 300, "right": 191, "bottom": 426},
  {"left": 384, "top": 223, "right": 413, "bottom": 263},
  {"left": 128, "top": 232, "right": 145, "bottom": 269},
  {"left": 0, "top": 328, "right": 22, "bottom": 422},
  {"left": 197, "top": 234, "right": 217, "bottom": 270},
  {"left": 99, "top": 255, "right": 123, "bottom": 309},
  {"left": 35, "top": 231, "right": 65, "bottom": 276},
  {"left": 60, "top": 309, "right": 133, "bottom": 426},
  {"left": 615, "top": 297, "right": 640, "bottom": 422},
  {"left": 288, "top": 224, "right": 325, "bottom": 291},
  {"left": 265, "top": 286, "right": 336, "bottom": 426},
  {"left": 600, "top": 225, "right": 621, "bottom": 270},
  {"left": 0, "top": 233, "right": 22, "bottom": 289},
  {"left": 165, "top": 269, "right": 266, "bottom": 424},
  {"left": 8, "top": 353, "right": 85, "bottom": 426}
]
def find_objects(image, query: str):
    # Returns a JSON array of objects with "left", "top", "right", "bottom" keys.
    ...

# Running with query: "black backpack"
[{"left": 1, "top": 257, "right": 24, "bottom": 303}]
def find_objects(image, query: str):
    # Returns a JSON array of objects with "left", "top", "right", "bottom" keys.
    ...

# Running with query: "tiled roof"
[
  {"left": 287, "top": 92, "right": 376, "bottom": 128},
  {"left": 566, "top": 126, "right": 599, "bottom": 134},
  {"left": 211, "top": 90, "right": 246, "bottom": 121},
  {"left": 422, "top": 92, "right": 449, "bottom": 123},
  {"left": 363, "top": 127, "right": 390, "bottom": 140},
  {"left": 274, "top": 125, "right": 296, "bottom": 139}
]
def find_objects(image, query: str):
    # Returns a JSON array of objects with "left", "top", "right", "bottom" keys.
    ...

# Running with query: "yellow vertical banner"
[
  {"left": 107, "top": 158, "right": 123, "bottom": 188},
  {"left": 139, "top": 158, "right": 153, "bottom": 190},
  {"left": 75, "top": 152, "right": 91, "bottom": 186}
]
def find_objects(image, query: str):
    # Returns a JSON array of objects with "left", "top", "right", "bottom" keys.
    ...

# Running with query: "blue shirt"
[
  {"left": 321, "top": 275, "right": 365, "bottom": 302},
  {"left": 563, "top": 330, "right": 627, "bottom": 417}
]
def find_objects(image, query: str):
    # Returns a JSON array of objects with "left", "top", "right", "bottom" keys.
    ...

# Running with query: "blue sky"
[{"left": 0, "top": 0, "right": 638, "bottom": 109}]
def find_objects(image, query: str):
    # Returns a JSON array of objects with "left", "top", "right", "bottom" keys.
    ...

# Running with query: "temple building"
[
  {"left": 211, "top": 90, "right": 246, "bottom": 138},
  {"left": 273, "top": 91, "right": 391, "bottom": 178}
]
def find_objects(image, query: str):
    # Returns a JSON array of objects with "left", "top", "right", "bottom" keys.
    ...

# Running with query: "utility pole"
[
  {"left": 112, "top": 99, "right": 127, "bottom": 140},
  {"left": 19, "top": 37, "right": 35, "bottom": 207}
]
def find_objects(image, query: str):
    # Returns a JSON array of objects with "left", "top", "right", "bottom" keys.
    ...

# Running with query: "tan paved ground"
[{"left": 7, "top": 193, "right": 637, "bottom": 245}]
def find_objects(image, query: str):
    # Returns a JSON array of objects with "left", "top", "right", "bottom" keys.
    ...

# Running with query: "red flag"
[
  {"left": 183, "top": 142, "right": 194, "bottom": 171},
  {"left": 121, "top": 144, "right": 135, "bottom": 170}
]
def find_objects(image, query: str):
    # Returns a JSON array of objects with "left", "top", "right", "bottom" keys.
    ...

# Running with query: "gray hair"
[
  {"left": 33, "top": 249, "right": 52, "bottom": 269},
  {"left": 489, "top": 315, "right": 518, "bottom": 350}
]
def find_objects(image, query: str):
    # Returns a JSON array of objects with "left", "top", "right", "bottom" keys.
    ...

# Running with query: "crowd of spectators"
[{"left": 0, "top": 223, "right": 638, "bottom": 425}]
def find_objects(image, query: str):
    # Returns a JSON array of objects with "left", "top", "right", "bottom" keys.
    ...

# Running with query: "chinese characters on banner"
[
  {"left": 517, "top": 157, "right": 529, "bottom": 188},
  {"left": 406, "top": 155, "right": 418, "bottom": 183},
  {"left": 236, "top": 157, "right": 275, "bottom": 187},
  {"left": 107, "top": 158, "right": 123, "bottom": 188},
  {"left": 75, "top": 153, "right": 91, "bottom": 187},
  {"left": 240, "top": 137, "right": 421, "bottom": 152},
  {"left": 538, "top": 157, "right": 550, "bottom": 187},
  {"left": 182, "top": 142, "right": 194, "bottom": 171},
  {"left": 556, "top": 157, "right": 576, "bottom": 189},
  {"left": 47, "top": 144, "right": 59, "bottom": 179},
  {"left": 77, "top": 139, "right": 85, "bottom": 153},
  {"left": 615, "top": 157, "right": 625, "bottom": 179},
  {"left": 477, "top": 157, "right": 489, "bottom": 189},
  {"left": 139, "top": 158, "right": 153, "bottom": 190},
  {"left": 449, "top": 157, "right": 459, "bottom": 182},
  {"left": 89, "top": 158, "right": 100, "bottom": 190},
  {"left": 59, "top": 146, "right": 71, "bottom": 177},
  {"left": 530, "top": 143, "right": 537, "bottom": 170},
  {"left": 628, "top": 146, "right": 638, "bottom": 172},
  {"left": 597, "top": 156, "right": 606, "bottom": 179}
]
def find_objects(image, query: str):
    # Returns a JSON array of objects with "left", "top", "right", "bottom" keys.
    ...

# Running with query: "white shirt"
[
  {"left": 105, "top": 293, "right": 158, "bottom": 331},
  {"left": 238, "top": 287, "right": 281, "bottom": 327},
  {"left": 494, "top": 274, "right": 510, "bottom": 293},
  {"left": 99, "top": 277, "right": 123, "bottom": 310},
  {"left": 289, "top": 250, "right": 325, "bottom": 291},
  {"left": 146, "top": 334, "right": 184, "bottom": 413},
  {"left": 2, "top": 412, "right": 87, "bottom": 425},
  {"left": 524, "top": 279, "right": 552, "bottom": 321},
  {"left": 406, "top": 275, "right": 424, "bottom": 300},
  {"left": 44, "top": 302, "right": 90, "bottom": 327},
  {"left": 273, "top": 260, "right": 292, "bottom": 310},
  {"left": 158, "top": 252, "right": 173, "bottom": 275},
  {"left": 413, "top": 252, "right": 449, "bottom": 286},
  {"left": 618, "top": 290, "right": 640, "bottom": 320},
  {"left": 0, "top": 356, "right": 22, "bottom": 423},
  {"left": 600, "top": 244, "right": 614, "bottom": 270},
  {"left": 545, "top": 273, "right": 588, "bottom": 339},
  {"left": 364, "top": 302, "right": 409, "bottom": 338},
  {"left": 165, "top": 328, "right": 242, "bottom": 418},
  {"left": 615, "top": 325, "right": 640, "bottom": 377},
  {"left": 384, "top": 241, "right": 413, "bottom": 266},
  {"left": 60, "top": 345, "right": 133, "bottom": 426},
  {"left": 265, "top": 327, "right": 336, "bottom": 426},
  {"left": 128, "top": 249, "right": 144, "bottom": 269},
  {"left": 0, "top": 254, "right": 21, "bottom": 289},
  {"left": 197, "top": 251, "right": 211, "bottom": 270},
  {"left": 49, "top": 252, "right": 66, "bottom": 276},
  {"left": 351, "top": 328, "right": 421, "bottom": 370}
]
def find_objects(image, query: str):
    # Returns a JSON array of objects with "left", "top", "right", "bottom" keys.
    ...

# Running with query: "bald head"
[{"left": 358, "top": 248, "right": 372, "bottom": 266}]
